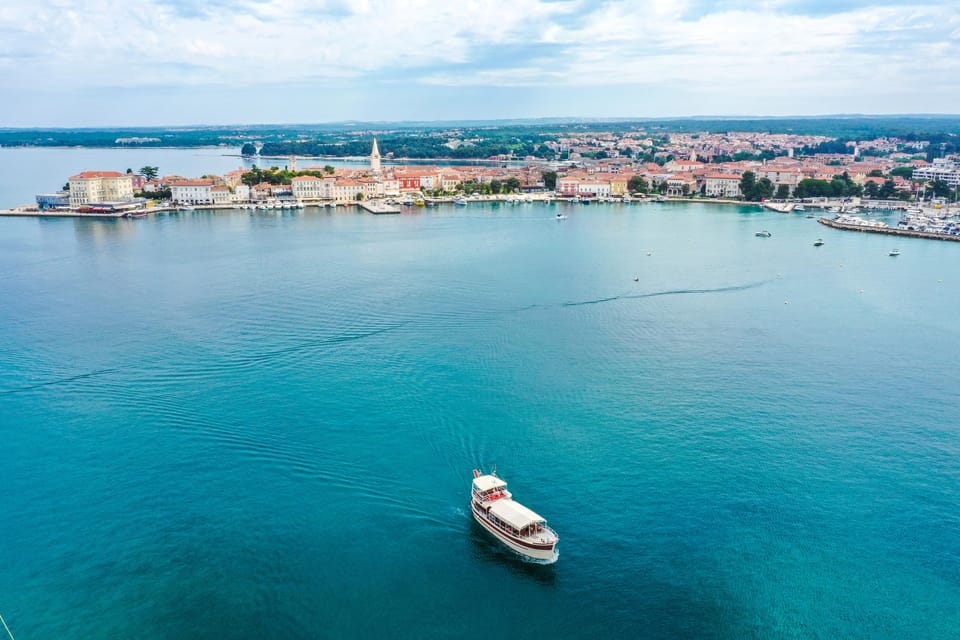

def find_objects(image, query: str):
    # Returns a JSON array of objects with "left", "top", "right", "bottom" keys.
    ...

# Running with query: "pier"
[
  {"left": 359, "top": 201, "right": 401, "bottom": 214},
  {"left": 818, "top": 217, "right": 960, "bottom": 242}
]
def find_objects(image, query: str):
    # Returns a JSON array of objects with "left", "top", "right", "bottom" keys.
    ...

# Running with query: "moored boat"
[
  {"left": 755, "top": 230, "right": 772, "bottom": 237},
  {"left": 471, "top": 469, "right": 558, "bottom": 563}
]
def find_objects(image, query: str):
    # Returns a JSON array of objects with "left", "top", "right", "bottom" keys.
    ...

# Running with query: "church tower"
[{"left": 370, "top": 138, "right": 381, "bottom": 173}]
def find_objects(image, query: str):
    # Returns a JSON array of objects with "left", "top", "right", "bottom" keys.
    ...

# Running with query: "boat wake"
[
  {"left": 0, "top": 367, "right": 120, "bottom": 395},
  {"left": 560, "top": 280, "right": 772, "bottom": 309}
]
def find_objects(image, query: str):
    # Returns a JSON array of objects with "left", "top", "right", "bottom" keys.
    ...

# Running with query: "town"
[{"left": 8, "top": 126, "right": 960, "bottom": 239}]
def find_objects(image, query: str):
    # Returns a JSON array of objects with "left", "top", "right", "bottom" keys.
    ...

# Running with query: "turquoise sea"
[{"left": 2, "top": 196, "right": 959, "bottom": 638}]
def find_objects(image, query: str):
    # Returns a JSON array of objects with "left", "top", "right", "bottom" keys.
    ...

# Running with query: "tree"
[
  {"left": 864, "top": 181, "right": 880, "bottom": 199},
  {"left": 755, "top": 177, "right": 775, "bottom": 201},
  {"left": 140, "top": 166, "right": 159, "bottom": 181},
  {"left": 868, "top": 169, "right": 883, "bottom": 177},
  {"left": 740, "top": 171, "right": 757, "bottom": 200},
  {"left": 324, "top": 165, "right": 335, "bottom": 174},
  {"left": 628, "top": 175, "right": 648, "bottom": 194},
  {"left": 126, "top": 168, "right": 133, "bottom": 174},
  {"left": 240, "top": 143, "right": 257, "bottom": 156},
  {"left": 490, "top": 179, "right": 502, "bottom": 194},
  {"left": 878, "top": 180, "right": 896, "bottom": 200},
  {"left": 356, "top": 192, "right": 365, "bottom": 201},
  {"left": 931, "top": 180, "right": 952, "bottom": 198},
  {"left": 542, "top": 170, "right": 558, "bottom": 190},
  {"left": 775, "top": 184, "right": 790, "bottom": 200},
  {"left": 505, "top": 177, "right": 521, "bottom": 193},
  {"left": 890, "top": 166, "right": 913, "bottom": 179}
]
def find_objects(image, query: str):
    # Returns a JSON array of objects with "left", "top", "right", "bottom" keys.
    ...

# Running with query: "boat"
[
  {"left": 453, "top": 196, "right": 468, "bottom": 206},
  {"left": 794, "top": 205, "right": 806, "bottom": 212},
  {"left": 889, "top": 249, "right": 901, "bottom": 256},
  {"left": 814, "top": 238, "right": 824, "bottom": 246},
  {"left": 755, "top": 230, "right": 772, "bottom": 237},
  {"left": 556, "top": 213, "right": 567, "bottom": 220},
  {"left": 470, "top": 469, "right": 558, "bottom": 563},
  {"left": 806, "top": 213, "right": 815, "bottom": 219}
]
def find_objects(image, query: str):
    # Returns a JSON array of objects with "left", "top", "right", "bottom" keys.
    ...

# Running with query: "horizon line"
[{"left": 3, "top": 113, "right": 960, "bottom": 132}]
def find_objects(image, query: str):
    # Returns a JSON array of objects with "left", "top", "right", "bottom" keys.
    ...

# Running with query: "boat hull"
[{"left": 471, "top": 503, "right": 558, "bottom": 563}]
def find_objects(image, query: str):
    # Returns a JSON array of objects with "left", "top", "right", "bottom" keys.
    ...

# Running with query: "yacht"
[
  {"left": 794, "top": 204, "right": 806, "bottom": 212},
  {"left": 471, "top": 469, "right": 558, "bottom": 563},
  {"left": 755, "top": 230, "right": 772, "bottom": 238},
  {"left": 556, "top": 213, "right": 568, "bottom": 220},
  {"left": 453, "top": 196, "right": 468, "bottom": 206},
  {"left": 889, "top": 249, "right": 901, "bottom": 256},
  {"left": 814, "top": 238, "right": 824, "bottom": 246}
]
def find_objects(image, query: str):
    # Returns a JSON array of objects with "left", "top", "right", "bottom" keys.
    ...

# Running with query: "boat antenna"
[{"left": 0, "top": 613, "right": 16, "bottom": 640}]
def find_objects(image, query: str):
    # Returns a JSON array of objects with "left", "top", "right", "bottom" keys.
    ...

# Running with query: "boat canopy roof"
[
  {"left": 489, "top": 500, "right": 544, "bottom": 529},
  {"left": 473, "top": 475, "right": 507, "bottom": 492}
]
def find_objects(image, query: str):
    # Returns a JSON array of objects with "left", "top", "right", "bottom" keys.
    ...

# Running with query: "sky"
[{"left": 0, "top": 0, "right": 958, "bottom": 126}]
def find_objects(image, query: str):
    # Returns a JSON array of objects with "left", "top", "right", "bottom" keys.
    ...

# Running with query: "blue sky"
[{"left": 0, "top": 0, "right": 957, "bottom": 126}]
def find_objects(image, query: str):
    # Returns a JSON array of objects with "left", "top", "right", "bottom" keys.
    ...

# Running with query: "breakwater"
[{"left": 818, "top": 216, "right": 960, "bottom": 242}]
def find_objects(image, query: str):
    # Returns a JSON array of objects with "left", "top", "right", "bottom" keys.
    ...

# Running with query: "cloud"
[{"left": 0, "top": 0, "right": 957, "bottom": 124}]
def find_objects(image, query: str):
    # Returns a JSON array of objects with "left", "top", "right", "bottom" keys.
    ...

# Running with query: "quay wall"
[{"left": 818, "top": 217, "right": 960, "bottom": 242}]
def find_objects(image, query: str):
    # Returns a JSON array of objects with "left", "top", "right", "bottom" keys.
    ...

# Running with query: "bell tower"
[{"left": 370, "top": 138, "right": 381, "bottom": 173}]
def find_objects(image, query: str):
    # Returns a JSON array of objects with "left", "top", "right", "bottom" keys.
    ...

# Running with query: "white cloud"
[{"left": 0, "top": 0, "right": 956, "bottom": 120}]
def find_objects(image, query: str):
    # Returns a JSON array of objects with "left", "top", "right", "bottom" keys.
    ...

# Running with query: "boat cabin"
[
  {"left": 486, "top": 500, "right": 548, "bottom": 539},
  {"left": 472, "top": 474, "right": 510, "bottom": 502}
]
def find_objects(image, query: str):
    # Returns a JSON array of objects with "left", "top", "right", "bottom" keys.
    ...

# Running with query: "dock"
[
  {"left": 818, "top": 217, "right": 960, "bottom": 242},
  {"left": 359, "top": 201, "right": 401, "bottom": 214}
]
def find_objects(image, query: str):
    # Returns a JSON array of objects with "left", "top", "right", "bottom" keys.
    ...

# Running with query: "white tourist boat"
[
  {"left": 755, "top": 230, "right": 772, "bottom": 237},
  {"left": 470, "top": 469, "right": 558, "bottom": 563}
]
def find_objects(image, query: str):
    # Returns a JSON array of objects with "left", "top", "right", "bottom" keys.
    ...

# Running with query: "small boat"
[
  {"left": 453, "top": 196, "right": 468, "bottom": 206},
  {"left": 556, "top": 213, "right": 567, "bottom": 220},
  {"left": 806, "top": 213, "right": 815, "bottom": 219},
  {"left": 755, "top": 230, "right": 772, "bottom": 238},
  {"left": 794, "top": 205, "right": 806, "bottom": 212},
  {"left": 471, "top": 469, "right": 558, "bottom": 563},
  {"left": 814, "top": 239, "right": 824, "bottom": 246},
  {"left": 889, "top": 249, "right": 901, "bottom": 256}
]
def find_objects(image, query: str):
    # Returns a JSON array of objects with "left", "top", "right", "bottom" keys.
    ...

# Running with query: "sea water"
[{"left": 1, "top": 201, "right": 958, "bottom": 638}]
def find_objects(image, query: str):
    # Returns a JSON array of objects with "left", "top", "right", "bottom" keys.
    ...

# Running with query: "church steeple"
[{"left": 370, "top": 138, "right": 381, "bottom": 173}]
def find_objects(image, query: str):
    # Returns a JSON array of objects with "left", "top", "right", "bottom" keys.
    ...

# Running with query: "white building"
[
  {"left": 577, "top": 181, "right": 611, "bottom": 197},
  {"left": 291, "top": 176, "right": 332, "bottom": 200},
  {"left": 913, "top": 159, "right": 960, "bottom": 187},
  {"left": 68, "top": 171, "right": 135, "bottom": 207},
  {"left": 170, "top": 180, "right": 215, "bottom": 204},
  {"left": 704, "top": 174, "right": 742, "bottom": 198}
]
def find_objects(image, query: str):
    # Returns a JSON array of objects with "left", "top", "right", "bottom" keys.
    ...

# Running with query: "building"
[
  {"left": 170, "top": 180, "right": 215, "bottom": 204},
  {"left": 36, "top": 192, "right": 71, "bottom": 210},
  {"left": 913, "top": 159, "right": 960, "bottom": 187},
  {"left": 704, "top": 174, "right": 743, "bottom": 198},
  {"left": 68, "top": 171, "right": 135, "bottom": 207},
  {"left": 291, "top": 175, "right": 330, "bottom": 200}
]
